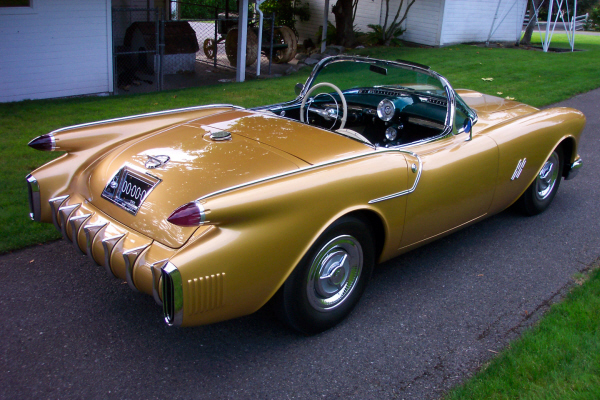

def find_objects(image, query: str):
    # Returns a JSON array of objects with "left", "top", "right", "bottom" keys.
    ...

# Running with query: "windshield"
[{"left": 310, "top": 59, "right": 446, "bottom": 98}]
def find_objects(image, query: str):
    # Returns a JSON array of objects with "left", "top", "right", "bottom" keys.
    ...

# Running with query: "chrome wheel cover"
[
  {"left": 535, "top": 151, "right": 560, "bottom": 201},
  {"left": 306, "top": 235, "right": 363, "bottom": 312}
]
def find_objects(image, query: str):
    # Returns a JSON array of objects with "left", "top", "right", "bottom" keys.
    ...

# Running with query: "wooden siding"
[
  {"left": 439, "top": 0, "right": 528, "bottom": 45},
  {"left": 400, "top": 0, "right": 444, "bottom": 46},
  {"left": 0, "top": 0, "right": 112, "bottom": 102}
]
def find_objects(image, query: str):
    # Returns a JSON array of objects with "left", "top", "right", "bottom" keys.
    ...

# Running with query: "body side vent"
[{"left": 186, "top": 273, "right": 225, "bottom": 315}]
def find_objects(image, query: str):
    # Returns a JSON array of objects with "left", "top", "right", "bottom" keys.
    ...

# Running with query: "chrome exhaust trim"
[
  {"left": 58, "top": 203, "right": 81, "bottom": 240},
  {"left": 101, "top": 233, "right": 126, "bottom": 278},
  {"left": 69, "top": 214, "right": 92, "bottom": 254},
  {"left": 26, "top": 174, "right": 41, "bottom": 222},
  {"left": 48, "top": 195, "right": 69, "bottom": 231},
  {"left": 122, "top": 244, "right": 150, "bottom": 292},
  {"left": 161, "top": 262, "right": 183, "bottom": 326},
  {"left": 150, "top": 260, "right": 167, "bottom": 306},
  {"left": 83, "top": 222, "right": 107, "bottom": 265}
]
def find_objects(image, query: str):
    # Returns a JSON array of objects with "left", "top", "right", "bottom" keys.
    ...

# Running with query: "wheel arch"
[
  {"left": 558, "top": 136, "right": 576, "bottom": 178},
  {"left": 342, "top": 209, "right": 386, "bottom": 263}
]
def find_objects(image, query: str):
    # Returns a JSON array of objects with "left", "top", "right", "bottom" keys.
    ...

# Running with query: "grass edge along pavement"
[
  {"left": 445, "top": 262, "right": 600, "bottom": 400},
  {"left": 1, "top": 33, "right": 600, "bottom": 254}
]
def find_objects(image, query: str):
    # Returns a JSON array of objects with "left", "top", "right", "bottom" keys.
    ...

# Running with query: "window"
[
  {"left": 0, "top": 0, "right": 35, "bottom": 14},
  {"left": 0, "top": 0, "right": 31, "bottom": 6}
]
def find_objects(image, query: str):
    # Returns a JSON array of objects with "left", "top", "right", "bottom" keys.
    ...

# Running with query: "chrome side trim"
[
  {"left": 565, "top": 157, "right": 583, "bottom": 180},
  {"left": 122, "top": 244, "right": 151, "bottom": 292},
  {"left": 196, "top": 149, "right": 421, "bottom": 203},
  {"left": 50, "top": 105, "right": 244, "bottom": 135},
  {"left": 26, "top": 174, "right": 41, "bottom": 221},
  {"left": 369, "top": 153, "right": 423, "bottom": 203},
  {"left": 58, "top": 203, "right": 81, "bottom": 240},
  {"left": 69, "top": 214, "right": 92, "bottom": 254},
  {"left": 83, "top": 223, "right": 107, "bottom": 264},
  {"left": 150, "top": 260, "right": 168, "bottom": 306},
  {"left": 511, "top": 158, "right": 527, "bottom": 181},
  {"left": 161, "top": 262, "right": 183, "bottom": 326},
  {"left": 49, "top": 195, "right": 69, "bottom": 231},
  {"left": 101, "top": 233, "right": 126, "bottom": 278}
]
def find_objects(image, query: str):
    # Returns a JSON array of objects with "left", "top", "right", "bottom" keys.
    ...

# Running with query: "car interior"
[{"left": 260, "top": 61, "right": 456, "bottom": 148}]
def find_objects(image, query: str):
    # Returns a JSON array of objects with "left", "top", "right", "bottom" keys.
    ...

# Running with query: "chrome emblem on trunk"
[{"left": 145, "top": 155, "right": 170, "bottom": 169}]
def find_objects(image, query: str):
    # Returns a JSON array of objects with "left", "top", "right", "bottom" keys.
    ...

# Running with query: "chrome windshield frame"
[{"left": 251, "top": 55, "right": 478, "bottom": 147}]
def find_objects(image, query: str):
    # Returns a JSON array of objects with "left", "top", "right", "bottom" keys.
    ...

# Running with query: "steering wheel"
[{"left": 300, "top": 82, "right": 348, "bottom": 131}]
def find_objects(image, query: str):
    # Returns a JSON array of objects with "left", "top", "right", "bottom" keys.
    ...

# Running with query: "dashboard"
[{"left": 269, "top": 87, "right": 449, "bottom": 147}]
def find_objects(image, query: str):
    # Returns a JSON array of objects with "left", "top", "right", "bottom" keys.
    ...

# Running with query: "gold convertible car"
[{"left": 26, "top": 56, "right": 585, "bottom": 334}]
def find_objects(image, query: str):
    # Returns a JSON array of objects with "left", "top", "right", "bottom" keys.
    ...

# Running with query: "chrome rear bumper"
[{"left": 565, "top": 157, "right": 583, "bottom": 180}]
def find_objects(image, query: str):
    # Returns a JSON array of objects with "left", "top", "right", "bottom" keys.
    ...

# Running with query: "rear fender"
[
  {"left": 168, "top": 152, "right": 409, "bottom": 326},
  {"left": 486, "top": 107, "right": 585, "bottom": 214}
]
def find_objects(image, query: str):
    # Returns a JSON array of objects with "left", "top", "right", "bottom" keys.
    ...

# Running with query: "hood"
[
  {"left": 456, "top": 89, "right": 539, "bottom": 132},
  {"left": 87, "top": 110, "right": 369, "bottom": 248}
]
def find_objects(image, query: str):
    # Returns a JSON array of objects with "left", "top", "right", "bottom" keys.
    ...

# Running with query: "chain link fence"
[
  {"left": 112, "top": 7, "right": 291, "bottom": 95},
  {"left": 112, "top": 8, "right": 161, "bottom": 95}
]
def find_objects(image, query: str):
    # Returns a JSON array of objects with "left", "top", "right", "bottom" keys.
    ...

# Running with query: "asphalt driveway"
[{"left": 1, "top": 88, "right": 599, "bottom": 399}]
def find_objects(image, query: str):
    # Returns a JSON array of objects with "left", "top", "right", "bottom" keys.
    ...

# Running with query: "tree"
[
  {"left": 367, "top": 0, "right": 416, "bottom": 46},
  {"left": 520, "top": 0, "right": 542, "bottom": 45},
  {"left": 332, "top": 0, "right": 356, "bottom": 47}
]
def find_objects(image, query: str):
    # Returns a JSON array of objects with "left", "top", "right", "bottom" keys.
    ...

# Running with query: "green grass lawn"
[
  {"left": 1, "top": 33, "right": 599, "bottom": 254},
  {"left": 445, "top": 265, "right": 600, "bottom": 400}
]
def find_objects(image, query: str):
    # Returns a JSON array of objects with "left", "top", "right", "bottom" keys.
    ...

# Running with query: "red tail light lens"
[
  {"left": 167, "top": 202, "right": 205, "bottom": 227},
  {"left": 28, "top": 134, "right": 56, "bottom": 151}
]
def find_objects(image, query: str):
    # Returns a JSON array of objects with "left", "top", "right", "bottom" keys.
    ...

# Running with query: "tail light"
[
  {"left": 28, "top": 134, "right": 56, "bottom": 151},
  {"left": 167, "top": 202, "right": 206, "bottom": 227}
]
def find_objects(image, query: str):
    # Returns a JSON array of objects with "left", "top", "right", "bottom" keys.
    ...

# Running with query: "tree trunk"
[
  {"left": 520, "top": 0, "right": 541, "bottom": 45},
  {"left": 332, "top": 0, "right": 356, "bottom": 47}
]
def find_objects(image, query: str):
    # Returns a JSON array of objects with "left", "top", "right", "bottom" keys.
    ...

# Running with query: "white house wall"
[
  {"left": 0, "top": 0, "right": 112, "bottom": 102},
  {"left": 295, "top": 0, "right": 383, "bottom": 44},
  {"left": 439, "top": 0, "right": 528, "bottom": 45},
  {"left": 399, "top": 0, "right": 444, "bottom": 46}
]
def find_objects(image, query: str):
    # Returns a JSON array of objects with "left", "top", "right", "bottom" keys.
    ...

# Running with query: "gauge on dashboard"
[
  {"left": 385, "top": 127, "right": 397, "bottom": 141},
  {"left": 377, "top": 99, "right": 396, "bottom": 122}
]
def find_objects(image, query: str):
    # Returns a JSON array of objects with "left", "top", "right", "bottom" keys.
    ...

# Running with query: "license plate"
[{"left": 101, "top": 166, "right": 161, "bottom": 215}]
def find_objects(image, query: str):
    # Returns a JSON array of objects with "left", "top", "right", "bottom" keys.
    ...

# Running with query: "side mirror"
[
  {"left": 295, "top": 83, "right": 304, "bottom": 96},
  {"left": 463, "top": 118, "right": 473, "bottom": 141}
]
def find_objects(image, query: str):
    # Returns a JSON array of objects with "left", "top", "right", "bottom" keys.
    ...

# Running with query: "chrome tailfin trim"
[
  {"left": 150, "top": 260, "right": 168, "bottom": 306},
  {"left": 26, "top": 174, "right": 41, "bottom": 222},
  {"left": 101, "top": 233, "right": 126, "bottom": 278},
  {"left": 83, "top": 223, "right": 107, "bottom": 264},
  {"left": 122, "top": 244, "right": 151, "bottom": 292},
  {"left": 58, "top": 203, "right": 81, "bottom": 240},
  {"left": 161, "top": 262, "right": 183, "bottom": 326},
  {"left": 49, "top": 195, "right": 69, "bottom": 231},
  {"left": 69, "top": 214, "right": 92, "bottom": 254}
]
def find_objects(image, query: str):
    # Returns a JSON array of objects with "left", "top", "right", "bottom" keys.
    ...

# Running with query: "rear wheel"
[
  {"left": 518, "top": 147, "right": 563, "bottom": 215},
  {"left": 274, "top": 216, "right": 375, "bottom": 334}
]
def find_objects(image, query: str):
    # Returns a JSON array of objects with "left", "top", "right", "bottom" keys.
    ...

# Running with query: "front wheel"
[
  {"left": 518, "top": 147, "right": 563, "bottom": 215},
  {"left": 274, "top": 216, "right": 375, "bottom": 334}
]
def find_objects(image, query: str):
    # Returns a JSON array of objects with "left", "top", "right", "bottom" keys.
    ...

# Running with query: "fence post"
[
  {"left": 214, "top": 8, "right": 218, "bottom": 68},
  {"left": 269, "top": 13, "right": 274, "bottom": 76},
  {"left": 112, "top": 8, "right": 118, "bottom": 95},
  {"left": 159, "top": 13, "right": 165, "bottom": 91},
  {"left": 155, "top": 9, "right": 160, "bottom": 92}
]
